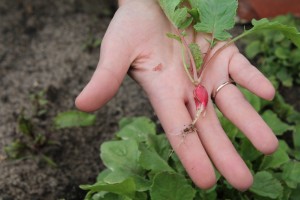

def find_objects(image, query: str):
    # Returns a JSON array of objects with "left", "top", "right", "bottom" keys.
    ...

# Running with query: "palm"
[{"left": 76, "top": 0, "right": 278, "bottom": 190}]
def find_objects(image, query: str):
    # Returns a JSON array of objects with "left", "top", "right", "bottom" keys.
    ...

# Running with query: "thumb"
[{"left": 75, "top": 15, "right": 134, "bottom": 112}]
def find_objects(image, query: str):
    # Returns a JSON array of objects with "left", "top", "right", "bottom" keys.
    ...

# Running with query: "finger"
[
  {"left": 229, "top": 53, "right": 275, "bottom": 100},
  {"left": 188, "top": 100, "right": 253, "bottom": 191},
  {"left": 75, "top": 11, "right": 135, "bottom": 112},
  {"left": 215, "top": 84, "right": 278, "bottom": 154},
  {"left": 151, "top": 97, "right": 216, "bottom": 189}
]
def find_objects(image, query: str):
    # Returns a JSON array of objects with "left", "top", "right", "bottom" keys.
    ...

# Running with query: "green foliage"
[
  {"left": 193, "top": 0, "right": 238, "bottom": 41},
  {"left": 4, "top": 90, "right": 97, "bottom": 167},
  {"left": 189, "top": 43, "right": 203, "bottom": 70},
  {"left": 243, "top": 18, "right": 300, "bottom": 48},
  {"left": 81, "top": 105, "right": 300, "bottom": 199},
  {"left": 250, "top": 171, "right": 283, "bottom": 199},
  {"left": 244, "top": 15, "right": 300, "bottom": 87},
  {"left": 158, "top": 1, "right": 300, "bottom": 87},
  {"left": 54, "top": 110, "right": 96, "bottom": 129},
  {"left": 158, "top": 0, "right": 192, "bottom": 29},
  {"left": 4, "top": 91, "right": 59, "bottom": 167},
  {"left": 150, "top": 172, "right": 196, "bottom": 200}
]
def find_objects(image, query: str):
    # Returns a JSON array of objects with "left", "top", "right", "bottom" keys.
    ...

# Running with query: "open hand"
[{"left": 76, "top": 0, "right": 278, "bottom": 191}]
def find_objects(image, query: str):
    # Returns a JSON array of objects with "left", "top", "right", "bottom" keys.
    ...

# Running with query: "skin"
[{"left": 75, "top": 0, "right": 279, "bottom": 191}]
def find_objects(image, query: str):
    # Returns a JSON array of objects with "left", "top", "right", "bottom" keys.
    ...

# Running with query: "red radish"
[{"left": 192, "top": 85, "right": 208, "bottom": 125}]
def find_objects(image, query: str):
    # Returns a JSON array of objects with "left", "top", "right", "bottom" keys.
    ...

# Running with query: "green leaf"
[
  {"left": 194, "top": 0, "right": 238, "bottom": 41},
  {"left": 290, "top": 185, "right": 300, "bottom": 200},
  {"left": 139, "top": 144, "right": 174, "bottom": 173},
  {"left": 170, "top": 153, "right": 186, "bottom": 175},
  {"left": 275, "top": 46, "right": 289, "bottom": 59},
  {"left": 150, "top": 172, "right": 196, "bottom": 200},
  {"left": 158, "top": 0, "right": 192, "bottom": 29},
  {"left": 53, "top": 110, "right": 96, "bottom": 129},
  {"left": 188, "top": 0, "right": 200, "bottom": 8},
  {"left": 238, "top": 18, "right": 300, "bottom": 48},
  {"left": 103, "top": 170, "right": 150, "bottom": 192},
  {"left": 282, "top": 161, "right": 300, "bottom": 184},
  {"left": 80, "top": 178, "right": 136, "bottom": 199},
  {"left": 166, "top": 33, "right": 181, "bottom": 42},
  {"left": 96, "top": 169, "right": 112, "bottom": 182},
  {"left": 116, "top": 117, "right": 156, "bottom": 142},
  {"left": 262, "top": 110, "right": 293, "bottom": 135},
  {"left": 240, "top": 138, "right": 262, "bottom": 162},
  {"left": 245, "top": 40, "right": 262, "bottom": 59},
  {"left": 18, "top": 114, "right": 33, "bottom": 137},
  {"left": 250, "top": 171, "right": 283, "bottom": 199},
  {"left": 259, "top": 145, "right": 290, "bottom": 170},
  {"left": 189, "top": 43, "right": 203, "bottom": 70},
  {"left": 276, "top": 68, "right": 293, "bottom": 87},
  {"left": 188, "top": 8, "right": 200, "bottom": 23},
  {"left": 100, "top": 140, "right": 143, "bottom": 175},
  {"left": 146, "top": 134, "right": 171, "bottom": 161},
  {"left": 293, "top": 123, "right": 300, "bottom": 148}
]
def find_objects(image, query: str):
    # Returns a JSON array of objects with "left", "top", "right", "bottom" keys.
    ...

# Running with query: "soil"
[
  {"left": 0, "top": 1, "right": 154, "bottom": 199},
  {"left": 0, "top": 1, "right": 299, "bottom": 200}
]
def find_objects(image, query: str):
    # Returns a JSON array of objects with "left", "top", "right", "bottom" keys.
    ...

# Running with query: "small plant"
[
  {"left": 158, "top": 0, "right": 300, "bottom": 129},
  {"left": 244, "top": 14, "right": 300, "bottom": 87},
  {"left": 4, "top": 90, "right": 97, "bottom": 167},
  {"left": 80, "top": 102, "right": 300, "bottom": 200},
  {"left": 5, "top": 90, "right": 58, "bottom": 166}
]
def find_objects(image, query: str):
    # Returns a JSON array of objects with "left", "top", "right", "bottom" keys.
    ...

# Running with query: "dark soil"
[{"left": 0, "top": 1, "right": 154, "bottom": 199}]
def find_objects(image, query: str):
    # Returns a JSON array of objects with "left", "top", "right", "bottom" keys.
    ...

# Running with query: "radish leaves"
[{"left": 193, "top": 0, "right": 238, "bottom": 41}]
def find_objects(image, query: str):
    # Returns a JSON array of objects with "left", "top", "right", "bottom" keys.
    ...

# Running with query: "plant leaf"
[
  {"left": 166, "top": 33, "right": 181, "bottom": 42},
  {"left": 293, "top": 123, "right": 300, "bottom": 148},
  {"left": 158, "top": 0, "right": 192, "bottom": 29},
  {"left": 262, "top": 110, "right": 293, "bottom": 135},
  {"left": 236, "top": 18, "right": 300, "bottom": 48},
  {"left": 150, "top": 172, "right": 196, "bottom": 200},
  {"left": 146, "top": 134, "right": 171, "bottom": 161},
  {"left": 250, "top": 171, "right": 283, "bottom": 199},
  {"left": 53, "top": 110, "right": 96, "bottom": 129},
  {"left": 259, "top": 145, "right": 290, "bottom": 170},
  {"left": 100, "top": 140, "right": 143, "bottom": 175},
  {"left": 80, "top": 178, "right": 136, "bottom": 199},
  {"left": 282, "top": 161, "right": 300, "bottom": 184},
  {"left": 139, "top": 144, "right": 174, "bottom": 173},
  {"left": 245, "top": 40, "right": 262, "bottom": 59},
  {"left": 103, "top": 170, "right": 150, "bottom": 192},
  {"left": 194, "top": 0, "right": 238, "bottom": 41},
  {"left": 116, "top": 117, "right": 156, "bottom": 142},
  {"left": 240, "top": 138, "right": 262, "bottom": 162},
  {"left": 189, "top": 43, "right": 203, "bottom": 70}
]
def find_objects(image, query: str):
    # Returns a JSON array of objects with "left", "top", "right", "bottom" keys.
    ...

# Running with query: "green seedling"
[{"left": 4, "top": 90, "right": 97, "bottom": 167}]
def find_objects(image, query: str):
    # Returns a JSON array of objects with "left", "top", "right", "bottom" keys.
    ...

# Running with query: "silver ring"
[{"left": 212, "top": 80, "right": 236, "bottom": 100}]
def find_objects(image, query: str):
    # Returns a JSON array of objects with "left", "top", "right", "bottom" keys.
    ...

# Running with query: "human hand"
[{"left": 75, "top": 0, "right": 278, "bottom": 191}]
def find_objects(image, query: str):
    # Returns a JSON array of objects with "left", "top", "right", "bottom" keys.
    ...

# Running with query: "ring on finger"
[{"left": 212, "top": 79, "right": 236, "bottom": 101}]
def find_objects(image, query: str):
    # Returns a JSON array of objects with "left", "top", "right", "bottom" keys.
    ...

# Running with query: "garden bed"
[
  {"left": 0, "top": 1, "right": 154, "bottom": 199},
  {"left": 0, "top": 1, "right": 299, "bottom": 200}
]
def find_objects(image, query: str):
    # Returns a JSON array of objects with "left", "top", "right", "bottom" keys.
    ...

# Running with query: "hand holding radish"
[{"left": 76, "top": 0, "right": 278, "bottom": 191}]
